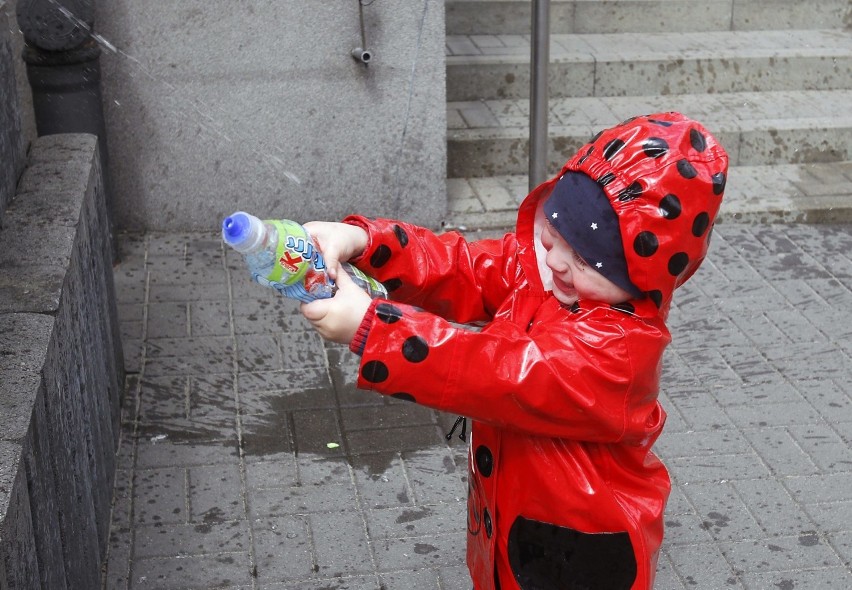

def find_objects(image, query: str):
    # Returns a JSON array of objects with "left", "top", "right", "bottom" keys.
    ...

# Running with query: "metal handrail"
[{"left": 528, "top": 0, "right": 550, "bottom": 191}]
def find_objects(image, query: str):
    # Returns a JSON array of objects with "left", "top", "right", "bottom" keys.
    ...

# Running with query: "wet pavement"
[{"left": 103, "top": 220, "right": 852, "bottom": 589}]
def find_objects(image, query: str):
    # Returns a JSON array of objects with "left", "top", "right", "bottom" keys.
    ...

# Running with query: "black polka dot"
[
  {"left": 603, "top": 138, "right": 626, "bottom": 160},
  {"left": 634, "top": 231, "right": 659, "bottom": 257},
  {"left": 475, "top": 445, "right": 493, "bottom": 477},
  {"left": 578, "top": 145, "right": 594, "bottom": 165},
  {"left": 649, "top": 290, "right": 663, "bottom": 308},
  {"left": 690, "top": 128, "right": 707, "bottom": 152},
  {"left": 569, "top": 302, "right": 581, "bottom": 313},
  {"left": 597, "top": 172, "right": 617, "bottom": 187},
  {"left": 618, "top": 181, "right": 643, "bottom": 202},
  {"left": 590, "top": 130, "right": 604, "bottom": 143},
  {"left": 659, "top": 194, "right": 682, "bottom": 219},
  {"left": 642, "top": 137, "right": 669, "bottom": 159},
  {"left": 391, "top": 392, "right": 415, "bottom": 402},
  {"left": 692, "top": 212, "right": 711, "bottom": 237},
  {"left": 712, "top": 172, "right": 726, "bottom": 195},
  {"left": 370, "top": 244, "right": 392, "bottom": 268},
  {"left": 668, "top": 252, "right": 689, "bottom": 276},
  {"left": 484, "top": 508, "right": 493, "bottom": 538},
  {"left": 361, "top": 360, "right": 389, "bottom": 383},
  {"left": 383, "top": 278, "right": 403, "bottom": 292},
  {"left": 375, "top": 303, "right": 403, "bottom": 324},
  {"left": 402, "top": 336, "right": 429, "bottom": 363},
  {"left": 677, "top": 159, "right": 698, "bottom": 179},
  {"left": 611, "top": 302, "right": 636, "bottom": 314},
  {"left": 620, "top": 116, "right": 638, "bottom": 126},
  {"left": 393, "top": 225, "right": 409, "bottom": 247}
]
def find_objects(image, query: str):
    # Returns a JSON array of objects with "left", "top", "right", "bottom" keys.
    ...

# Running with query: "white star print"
[
  {"left": 551, "top": 212, "right": 558, "bottom": 219},
  {"left": 596, "top": 262, "right": 603, "bottom": 269},
  {"left": 591, "top": 222, "right": 598, "bottom": 230}
]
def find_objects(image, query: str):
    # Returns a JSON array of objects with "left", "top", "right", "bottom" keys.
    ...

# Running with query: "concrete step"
[
  {"left": 447, "top": 89, "right": 852, "bottom": 176},
  {"left": 446, "top": 29, "right": 852, "bottom": 101},
  {"left": 443, "top": 161, "right": 852, "bottom": 230},
  {"left": 447, "top": 0, "right": 852, "bottom": 36}
]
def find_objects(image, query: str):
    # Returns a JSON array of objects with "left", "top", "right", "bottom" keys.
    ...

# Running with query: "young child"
[{"left": 300, "top": 112, "right": 729, "bottom": 590}]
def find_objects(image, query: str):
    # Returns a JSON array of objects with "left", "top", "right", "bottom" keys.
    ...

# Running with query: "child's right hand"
[
  {"left": 300, "top": 263, "right": 372, "bottom": 344},
  {"left": 303, "top": 221, "right": 369, "bottom": 280}
]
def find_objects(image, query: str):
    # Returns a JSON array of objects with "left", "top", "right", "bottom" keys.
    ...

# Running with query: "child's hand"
[
  {"left": 300, "top": 264, "right": 372, "bottom": 344},
  {"left": 303, "top": 221, "right": 368, "bottom": 280}
]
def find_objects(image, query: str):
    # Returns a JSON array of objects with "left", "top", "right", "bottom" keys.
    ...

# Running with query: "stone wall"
[
  {"left": 0, "top": 134, "right": 125, "bottom": 589},
  {"left": 96, "top": 0, "right": 447, "bottom": 231}
]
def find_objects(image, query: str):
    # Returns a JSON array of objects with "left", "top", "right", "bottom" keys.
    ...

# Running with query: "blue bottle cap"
[{"left": 222, "top": 212, "right": 251, "bottom": 247}]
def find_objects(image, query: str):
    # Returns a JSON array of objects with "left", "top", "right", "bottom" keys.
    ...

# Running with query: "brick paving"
[{"left": 102, "top": 203, "right": 852, "bottom": 589}]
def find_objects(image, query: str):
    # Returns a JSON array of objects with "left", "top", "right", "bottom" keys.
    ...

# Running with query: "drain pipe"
[
  {"left": 16, "top": 0, "right": 117, "bottom": 260},
  {"left": 528, "top": 0, "right": 550, "bottom": 191}
]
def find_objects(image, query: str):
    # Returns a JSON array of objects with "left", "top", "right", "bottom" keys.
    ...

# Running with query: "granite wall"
[
  {"left": 0, "top": 134, "right": 125, "bottom": 589},
  {"left": 96, "top": 0, "right": 447, "bottom": 231}
]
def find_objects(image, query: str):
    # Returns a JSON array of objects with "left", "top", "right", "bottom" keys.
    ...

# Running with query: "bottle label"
[{"left": 265, "top": 219, "right": 328, "bottom": 286}]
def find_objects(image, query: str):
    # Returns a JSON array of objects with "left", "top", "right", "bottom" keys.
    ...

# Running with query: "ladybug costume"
[{"left": 345, "top": 113, "right": 728, "bottom": 589}]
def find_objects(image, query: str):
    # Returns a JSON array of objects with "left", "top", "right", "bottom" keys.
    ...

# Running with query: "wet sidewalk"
[{"left": 103, "top": 220, "right": 852, "bottom": 589}]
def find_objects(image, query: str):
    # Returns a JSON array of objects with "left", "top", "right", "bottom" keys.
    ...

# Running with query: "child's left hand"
[{"left": 300, "top": 263, "right": 372, "bottom": 344}]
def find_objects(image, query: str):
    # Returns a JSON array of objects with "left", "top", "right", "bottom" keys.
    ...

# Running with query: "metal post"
[
  {"left": 528, "top": 0, "right": 550, "bottom": 191},
  {"left": 17, "top": 0, "right": 118, "bottom": 261}
]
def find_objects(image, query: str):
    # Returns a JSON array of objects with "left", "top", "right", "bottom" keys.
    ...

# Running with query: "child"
[{"left": 300, "top": 112, "right": 729, "bottom": 590}]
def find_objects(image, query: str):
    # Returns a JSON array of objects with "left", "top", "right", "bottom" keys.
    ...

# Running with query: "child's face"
[{"left": 540, "top": 221, "right": 634, "bottom": 306}]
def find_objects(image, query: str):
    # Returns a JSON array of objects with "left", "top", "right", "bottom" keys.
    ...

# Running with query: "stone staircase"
[{"left": 444, "top": 0, "right": 852, "bottom": 229}]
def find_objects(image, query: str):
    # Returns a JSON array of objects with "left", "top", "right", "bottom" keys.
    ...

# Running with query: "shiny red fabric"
[{"left": 346, "top": 112, "right": 728, "bottom": 590}]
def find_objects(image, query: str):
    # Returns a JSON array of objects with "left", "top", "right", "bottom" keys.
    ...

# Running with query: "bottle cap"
[{"left": 222, "top": 211, "right": 264, "bottom": 253}]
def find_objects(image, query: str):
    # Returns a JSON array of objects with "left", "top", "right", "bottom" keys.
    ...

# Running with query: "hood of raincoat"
[{"left": 519, "top": 112, "right": 729, "bottom": 310}]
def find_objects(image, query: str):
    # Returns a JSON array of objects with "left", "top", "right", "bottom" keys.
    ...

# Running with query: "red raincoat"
[{"left": 346, "top": 113, "right": 728, "bottom": 589}]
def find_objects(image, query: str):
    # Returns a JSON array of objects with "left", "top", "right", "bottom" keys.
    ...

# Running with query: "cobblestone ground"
[{"left": 104, "top": 222, "right": 852, "bottom": 590}]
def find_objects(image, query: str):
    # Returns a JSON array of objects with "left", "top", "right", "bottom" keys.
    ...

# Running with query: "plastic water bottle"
[{"left": 221, "top": 211, "right": 388, "bottom": 303}]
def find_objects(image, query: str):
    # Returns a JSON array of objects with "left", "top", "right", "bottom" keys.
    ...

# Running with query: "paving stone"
[
  {"left": 379, "top": 568, "right": 445, "bottom": 589},
  {"left": 134, "top": 467, "right": 188, "bottom": 525},
  {"left": 134, "top": 519, "right": 251, "bottom": 558},
  {"left": 439, "top": 564, "right": 474, "bottom": 590},
  {"left": 730, "top": 478, "right": 817, "bottom": 536},
  {"left": 667, "top": 452, "right": 771, "bottom": 485},
  {"left": 146, "top": 302, "right": 189, "bottom": 339},
  {"left": 742, "top": 427, "right": 820, "bottom": 477},
  {"left": 243, "top": 458, "right": 298, "bottom": 489},
  {"left": 189, "top": 300, "right": 232, "bottom": 336},
  {"left": 351, "top": 454, "right": 414, "bottom": 510},
  {"left": 403, "top": 449, "right": 468, "bottom": 506},
  {"left": 344, "top": 424, "right": 446, "bottom": 455},
  {"left": 666, "top": 542, "right": 743, "bottom": 589},
  {"left": 248, "top": 483, "right": 357, "bottom": 518},
  {"left": 680, "top": 481, "right": 765, "bottom": 542},
  {"left": 251, "top": 516, "right": 314, "bottom": 582},
  {"left": 785, "top": 473, "right": 852, "bottom": 504},
  {"left": 720, "top": 534, "right": 843, "bottom": 574},
  {"left": 371, "top": 531, "right": 467, "bottom": 571},
  {"left": 128, "top": 552, "right": 252, "bottom": 589},
  {"left": 263, "top": 576, "right": 379, "bottom": 590},
  {"left": 368, "top": 503, "right": 465, "bottom": 540},
  {"left": 188, "top": 464, "right": 245, "bottom": 523},
  {"left": 309, "top": 510, "right": 373, "bottom": 577},
  {"left": 740, "top": 567, "right": 852, "bottom": 590},
  {"left": 788, "top": 423, "right": 852, "bottom": 472}
]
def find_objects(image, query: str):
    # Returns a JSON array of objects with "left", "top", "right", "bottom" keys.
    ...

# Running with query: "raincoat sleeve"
[
  {"left": 343, "top": 216, "right": 518, "bottom": 324},
  {"left": 355, "top": 298, "right": 670, "bottom": 444}
]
